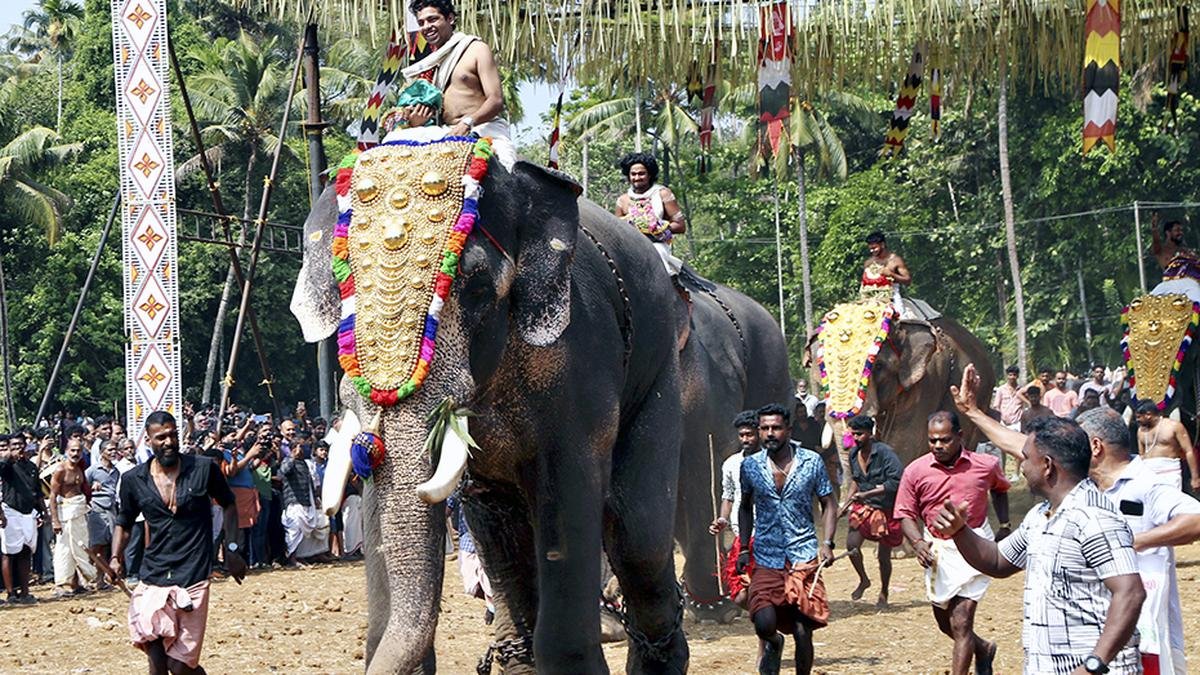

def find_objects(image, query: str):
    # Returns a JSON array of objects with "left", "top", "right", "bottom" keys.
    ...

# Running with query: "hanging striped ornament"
[
  {"left": 883, "top": 44, "right": 926, "bottom": 157},
  {"left": 757, "top": 2, "right": 792, "bottom": 161},
  {"left": 699, "top": 43, "right": 719, "bottom": 174},
  {"left": 1167, "top": 7, "right": 1189, "bottom": 124},
  {"left": 929, "top": 60, "right": 943, "bottom": 142},
  {"left": 1083, "top": 0, "right": 1120, "bottom": 155}
]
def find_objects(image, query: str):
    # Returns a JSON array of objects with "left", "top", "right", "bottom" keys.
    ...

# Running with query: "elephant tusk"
[
  {"left": 1170, "top": 407, "right": 1182, "bottom": 422},
  {"left": 321, "top": 409, "right": 361, "bottom": 516},
  {"left": 415, "top": 417, "right": 470, "bottom": 505},
  {"left": 821, "top": 422, "right": 833, "bottom": 450}
]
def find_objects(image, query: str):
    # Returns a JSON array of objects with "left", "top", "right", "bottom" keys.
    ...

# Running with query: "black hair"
[
  {"left": 66, "top": 424, "right": 86, "bottom": 437},
  {"left": 618, "top": 152, "right": 660, "bottom": 183},
  {"left": 144, "top": 410, "right": 176, "bottom": 430},
  {"left": 756, "top": 403, "right": 790, "bottom": 425},
  {"left": 0, "top": 434, "right": 9, "bottom": 443},
  {"left": 95, "top": 415, "right": 112, "bottom": 426},
  {"left": 733, "top": 410, "right": 759, "bottom": 430},
  {"left": 409, "top": 0, "right": 455, "bottom": 19},
  {"left": 1026, "top": 416, "right": 1092, "bottom": 479},
  {"left": 1163, "top": 219, "right": 1182, "bottom": 237},
  {"left": 847, "top": 415, "right": 874, "bottom": 431},
  {"left": 1005, "top": 365, "right": 1019, "bottom": 375},
  {"left": 865, "top": 231, "right": 886, "bottom": 244},
  {"left": 34, "top": 426, "right": 54, "bottom": 440},
  {"left": 927, "top": 410, "right": 962, "bottom": 433},
  {"left": 1135, "top": 400, "right": 1161, "bottom": 415}
]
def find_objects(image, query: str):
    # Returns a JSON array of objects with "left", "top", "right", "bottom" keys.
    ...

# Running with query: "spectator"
[
  {"left": 794, "top": 380, "right": 818, "bottom": 418},
  {"left": 250, "top": 431, "right": 276, "bottom": 569},
  {"left": 1043, "top": 371, "right": 1079, "bottom": 417},
  {"left": 1079, "top": 365, "right": 1112, "bottom": 405},
  {"left": 49, "top": 438, "right": 96, "bottom": 596},
  {"left": 279, "top": 439, "right": 319, "bottom": 565},
  {"left": 1, "top": 432, "right": 47, "bottom": 603},
  {"left": 990, "top": 365, "right": 1024, "bottom": 430},
  {"left": 222, "top": 434, "right": 262, "bottom": 561},
  {"left": 1020, "top": 386, "right": 1056, "bottom": 433},
  {"left": 85, "top": 439, "right": 120, "bottom": 589}
]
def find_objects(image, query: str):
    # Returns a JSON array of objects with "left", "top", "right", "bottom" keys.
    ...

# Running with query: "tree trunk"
[
  {"left": 56, "top": 54, "right": 63, "bottom": 132},
  {"left": 998, "top": 50, "right": 1028, "bottom": 382},
  {"left": 634, "top": 88, "right": 643, "bottom": 152},
  {"left": 795, "top": 146, "right": 814, "bottom": 339},
  {"left": 0, "top": 253, "right": 15, "bottom": 427},
  {"left": 202, "top": 149, "right": 256, "bottom": 404}
]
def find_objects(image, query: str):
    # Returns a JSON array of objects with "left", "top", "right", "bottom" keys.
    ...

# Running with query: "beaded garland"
[
  {"left": 332, "top": 135, "right": 493, "bottom": 476},
  {"left": 1120, "top": 296, "right": 1200, "bottom": 411},
  {"left": 813, "top": 302, "right": 896, "bottom": 420}
]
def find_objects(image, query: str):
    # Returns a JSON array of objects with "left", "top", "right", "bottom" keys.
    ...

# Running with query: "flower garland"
[
  {"left": 814, "top": 304, "right": 896, "bottom": 420},
  {"left": 1120, "top": 299, "right": 1200, "bottom": 411},
  {"left": 331, "top": 135, "right": 493, "bottom": 476}
]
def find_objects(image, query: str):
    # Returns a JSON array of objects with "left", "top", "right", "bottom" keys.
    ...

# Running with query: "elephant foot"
[
  {"left": 685, "top": 596, "right": 742, "bottom": 624},
  {"left": 625, "top": 625, "right": 688, "bottom": 675}
]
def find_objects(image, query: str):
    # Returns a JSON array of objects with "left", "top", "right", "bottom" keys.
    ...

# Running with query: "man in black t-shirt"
[
  {"left": 0, "top": 432, "right": 46, "bottom": 603},
  {"left": 110, "top": 412, "right": 246, "bottom": 673}
]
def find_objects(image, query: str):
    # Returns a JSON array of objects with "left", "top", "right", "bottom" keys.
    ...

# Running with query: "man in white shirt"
[
  {"left": 1078, "top": 365, "right": 1112, "bottom": 406},
  {"left": 709, "top": 410, "right": 760, "bottom": 608},
  {"left": 1078, "top": 407, "right": 1200, "bottom": 674}
]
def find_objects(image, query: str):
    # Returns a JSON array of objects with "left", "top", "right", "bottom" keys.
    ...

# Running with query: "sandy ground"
[{"left": 5, "top": 492, "right": 1200, "bottom": 673}]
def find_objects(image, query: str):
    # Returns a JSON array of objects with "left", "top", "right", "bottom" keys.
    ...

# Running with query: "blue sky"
[{"left": 0, "top": 1, "right": 558, "bottom": 143}]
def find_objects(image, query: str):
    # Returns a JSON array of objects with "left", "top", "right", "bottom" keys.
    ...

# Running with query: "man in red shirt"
[{"left": 895, "top": 410, "right": 1011, "bottom": 675}]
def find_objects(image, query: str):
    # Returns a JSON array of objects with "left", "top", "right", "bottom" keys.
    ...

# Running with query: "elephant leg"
[
  {"left": 606, "top": 375, "right": 689, "bottom": 674},
  {"left": 464, "top": 481, "right": 538, "bottom": 675},
  {"left": 361, "top": 482, "right": 391, "bottom": 667},
  {"left": 673, "top": 443, "right": 736, "bottom": 623},
  {"left": 531, "top": 439, "right": 609, "bottom": 674}
]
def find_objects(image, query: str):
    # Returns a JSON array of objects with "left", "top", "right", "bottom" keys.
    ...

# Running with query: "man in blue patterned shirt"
[{"left": 737, "top": 403, "right": 837, "bottom": 675}]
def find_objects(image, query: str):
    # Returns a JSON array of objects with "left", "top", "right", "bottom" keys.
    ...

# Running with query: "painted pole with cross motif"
[{"left": 110, "top": 0, "right": 182, "bottom": 445}]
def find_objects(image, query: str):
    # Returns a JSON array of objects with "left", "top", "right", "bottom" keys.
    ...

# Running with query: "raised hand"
[{"left": 950, "top": 363, "right": 981, "bottom": 415}]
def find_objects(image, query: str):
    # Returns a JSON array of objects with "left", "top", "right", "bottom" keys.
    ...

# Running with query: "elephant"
[
  {"left": 291, "top": 139, "right": 691, "bottom": 674},
  {"left": 807, "top": 302, "right": 996, "bottom": 467},
  {"left": 671, "top": 270, "right": 792, "bottom": 620},
  {"left": 1120, "top": 292, "right": 1200, "bottom": 433}
]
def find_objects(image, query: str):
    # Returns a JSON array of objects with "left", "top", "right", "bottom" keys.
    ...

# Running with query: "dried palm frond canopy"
[{"left": 234, "top": 0, "right": 1188, "bottom": 94}]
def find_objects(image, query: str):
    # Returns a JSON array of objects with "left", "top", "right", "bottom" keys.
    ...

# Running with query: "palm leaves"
[
  {"left": 21, "top": 0, "right": 84, "bottom": 131},
  {"left": 569, "top": 83, "right": 698, "bottom": 162},
  {"left": 0, "top": 126, "right": 81, "bottom": 245}
]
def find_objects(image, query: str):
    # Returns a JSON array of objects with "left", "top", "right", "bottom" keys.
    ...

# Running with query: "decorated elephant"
[
  {"left": 807, "top": 299, "right": 996, "bottom": 468},
  {"left": 672, "top": 270, "right": 791, "bottom": 620},
  {"left": 291, "top": 137, "right": 690, "bottom": 673},
  {"left": 1120, "top": 292, "right": 1200, "bottom": 422}
]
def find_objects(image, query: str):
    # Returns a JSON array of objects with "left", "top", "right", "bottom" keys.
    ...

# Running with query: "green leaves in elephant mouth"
[
  {"left": 331, "top": 136, "right": 494, "bottom": 410},
  {"left": 813, "top": 300, "right": 895, "bottom": 420}
]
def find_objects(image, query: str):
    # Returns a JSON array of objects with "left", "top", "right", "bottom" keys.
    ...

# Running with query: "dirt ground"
[{"left": 5, "top": 490, "right": 1200, "bottom": 673}]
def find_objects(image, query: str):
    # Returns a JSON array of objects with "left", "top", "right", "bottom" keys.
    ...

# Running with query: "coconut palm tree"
[
  {"left": 179, "top": 31, "right": 295, "bottom": 404},
  {"left": 0, "top": 125, "right": 81, "bottom": 424},
  {"left": 21, "top": 0, "right": 84, "bottom": 132}
]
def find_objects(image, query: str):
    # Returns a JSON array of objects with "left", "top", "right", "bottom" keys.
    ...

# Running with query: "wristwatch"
[
  {"left": 226, "top": 542, "right": 239, "bottom": 553},
  {"left": 459, "top": 115, "right": 475, "bottom": 131},
  {"left": 1083, "top": 655, "right": 1109, "bottom": 674},
  {"left": 823, "top": 539, "right": 836, "bottom": 549}
]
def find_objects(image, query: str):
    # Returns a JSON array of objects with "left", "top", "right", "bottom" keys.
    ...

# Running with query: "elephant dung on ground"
[{"left": 292, "top": 138, "right": 691, "bottom": 674}]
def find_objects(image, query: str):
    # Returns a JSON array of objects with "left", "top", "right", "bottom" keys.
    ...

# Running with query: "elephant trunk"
[{"left": 364, "top": 409, "right": 449, "bottom": 675}]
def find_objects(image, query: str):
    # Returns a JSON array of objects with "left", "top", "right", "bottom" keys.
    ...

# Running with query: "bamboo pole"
[
  {"left": 1134, "top": 201, "right": 1147, "bottom": 293},
  {"left": 34, "top": 192, "right": 121, "bottom": 429},
  {"left": 216, "top": 13, "right": 310, "bottom": 429},
  {"left": 708, "top": 434, "right": 724, "bottom": 597},
  {"left": 773, "top": 184, "right": 786, "bottom": 340},
  {"left": 168, "top": 40, "right": 280, "bottom": 420}
]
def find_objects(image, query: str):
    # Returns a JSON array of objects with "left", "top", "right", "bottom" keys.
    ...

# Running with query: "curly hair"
[
  {"left": 618, "top": 152, "right": 659, "bottom": 184},
  {"left": 409, "top": 0, "right": 456, "bottom": 19}
]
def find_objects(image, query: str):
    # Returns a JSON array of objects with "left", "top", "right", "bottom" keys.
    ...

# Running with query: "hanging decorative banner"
[
  {"left": 883, "top": 43, "right": 926, "bottom": 157},
  {"left": 1083, "top": 0, "right": 1120, "bottom": 155},
  {"left": 547, "top": 84, "right": 564, "bottom": 169},
  {"left": 110, "top": 0, "right": 182, "bottom": 445},
  {"left": 929, "top": 58, "right": 943, "bottom": 142},
  {"left": 698, "top": 42, "right": 719, "bottom": 174},
  {"left": 356, "top": 30, "right": 405, "bottom": 150},
  {"left": 1167, "top": 7, "right": 1189, "bottom": 124},
  {"left": 757, "top": 2, "right": 792, "bottom": 160},
  {"left": 405, "top": 6, "right": 432, "bottom": 61}
]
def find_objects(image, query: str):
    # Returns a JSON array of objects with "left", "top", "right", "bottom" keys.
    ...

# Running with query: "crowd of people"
[{"left": 0, "top": 400, "right": 363, "bottom": 606}]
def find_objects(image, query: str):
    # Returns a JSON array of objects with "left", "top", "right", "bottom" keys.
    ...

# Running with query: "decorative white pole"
[{"left": 111, "top": 0, "right": 181, "bottom": 445}]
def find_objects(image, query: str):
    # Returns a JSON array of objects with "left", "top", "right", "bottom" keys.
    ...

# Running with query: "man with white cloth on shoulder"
[
  {"left": 894, "top": 410, "right": 1011, "bottom": 675},
  {"left": 379, "top": 0, "right": 514, "bottom": 168},
  {"left": 279, "top": 440, "right": 318, "bottom": 566},
  {"left": 49, "top": 438, "right": 97, "bottom": 596},
  {"left": 614, "top": 152, "right": 687, "bottom": 277}
]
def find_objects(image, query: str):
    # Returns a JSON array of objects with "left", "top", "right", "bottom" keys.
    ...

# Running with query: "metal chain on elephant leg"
[
  {"left": 677, "top": 267, "right": 748, "bottom": 364},
  {"left": 578, "top": 225, "right": 634, "bottom": 368},
  {"left": 476, "top": 635, "right": 535, "bottom": 674},
  {"left": 600, "top": 582, "right": 686, "bottom": 664}
]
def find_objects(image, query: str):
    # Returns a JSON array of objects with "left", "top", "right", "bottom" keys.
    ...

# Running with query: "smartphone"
[{"left": 253, "top": 414, "right": 268, "bottom": 424}]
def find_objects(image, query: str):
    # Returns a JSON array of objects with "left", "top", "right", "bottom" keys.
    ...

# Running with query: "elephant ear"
[
  {"left": 896, "top": 322, "right": 939, "bottom": 391},
  {"left": 290, "top": 183, "right": 341, "bottom": 342},
  {"left": 510, "top": 160, "right": 581, "bottom": 346}
]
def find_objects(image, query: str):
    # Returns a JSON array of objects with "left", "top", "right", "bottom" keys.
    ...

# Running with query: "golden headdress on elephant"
[{"left": 1120, "top": 293, "right": 1200, "bottom": 410}]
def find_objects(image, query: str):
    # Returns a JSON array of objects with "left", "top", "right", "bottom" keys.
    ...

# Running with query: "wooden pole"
[
  {"left": 1134, "top": 201, "right": 1147, "bottom": 293},
  {"left": 708, "top": 434, "right": 724, "bottom": 596},
  {"left": 215, "top": 22, "right": 308, "bottom": 429}
]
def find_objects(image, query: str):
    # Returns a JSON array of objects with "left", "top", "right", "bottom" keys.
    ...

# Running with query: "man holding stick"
[{"left": 110, "top": 411, "right": 246, "bottom": 675}]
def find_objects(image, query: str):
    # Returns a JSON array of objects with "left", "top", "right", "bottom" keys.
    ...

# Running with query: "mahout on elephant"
[{"left": 292, "top": 136, "right": 694, "bottom": 673}]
